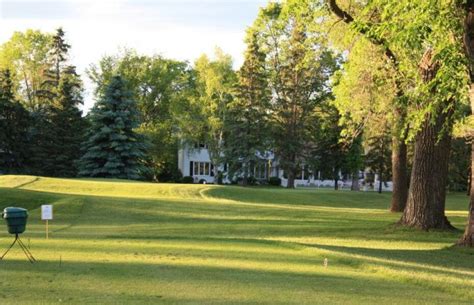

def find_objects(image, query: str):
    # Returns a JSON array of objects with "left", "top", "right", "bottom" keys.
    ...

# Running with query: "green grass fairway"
[{"left": 0, "top": 175, "right": 473, "bottom": 304}]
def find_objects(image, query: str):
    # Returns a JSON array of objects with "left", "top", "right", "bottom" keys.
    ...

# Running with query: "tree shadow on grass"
[
  {"left": 303, "top": 243, "right": 474, "bottom": 277},
  {"left": 0, "top": 259, "right": 471, "bottom": 305}
]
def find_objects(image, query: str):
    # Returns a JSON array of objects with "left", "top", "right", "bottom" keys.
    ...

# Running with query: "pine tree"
[
  {"left": 224, "top": 30, "right": 270, "bottom": 184},
  {"left": 31, "top": 28, "right": 86, "bottom": 177},
  {"left": 49, "top": 69, "right": 87, "bottom": 177},
  {"left": 78, "top": 75, "right": 148, "bottom": 180},
  {"left": 0, "top": 69, "right": 30, "bottom": 173},
  {"left": 39, "top": 27, "right": 71, "bottom": 100}
]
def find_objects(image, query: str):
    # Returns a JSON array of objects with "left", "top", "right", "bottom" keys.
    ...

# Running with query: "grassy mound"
[{"left": 0, "top": 175, "right": 472, "bottom": 304}]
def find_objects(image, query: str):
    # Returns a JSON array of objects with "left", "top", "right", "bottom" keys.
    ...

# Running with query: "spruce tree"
[
  {"left": 78, "top": 75, "right": 148, "bottom": 180},
  {"left": 0, "top": 70, "right": 30, "bottom": 173},
  {"left": 224, "top": 30, "right": 270, "bottom": 184}
]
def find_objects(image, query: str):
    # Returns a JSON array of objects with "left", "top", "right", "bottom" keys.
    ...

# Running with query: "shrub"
[
  {"left": 182, "top": 176, "right": 194, "bottom": 184},
  {"left": 268, "top": 176, "right": 281, "bottom": 186},
  {"left": 234, "top": 176, "right": 257, "bottom": 186},
  {"left": 247, "top": 176, "right": 257, "bottom": 186}
]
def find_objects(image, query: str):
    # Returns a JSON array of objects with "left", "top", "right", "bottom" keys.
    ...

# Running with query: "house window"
[
  {"left": 194, "top": 162, "right": 199, "bottom": 176},
  {"left": 199, "top": 162, "right": 205, "bottom": 175},
  {"left": 191, "top": 161, "right": 213, "bottom": 176}
]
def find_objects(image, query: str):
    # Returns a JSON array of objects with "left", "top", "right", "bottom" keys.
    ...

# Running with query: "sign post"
[{"left": 41, "top": 205, "right": 53, "bottom": 239}]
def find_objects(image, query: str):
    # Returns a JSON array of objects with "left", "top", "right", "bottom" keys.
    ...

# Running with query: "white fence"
[{"left": 280, "top": 178, "right": 393, "bottom": 191}]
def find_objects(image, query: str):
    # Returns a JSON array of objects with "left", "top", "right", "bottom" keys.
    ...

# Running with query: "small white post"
[{"left": 41, "top": 205, "right": 53, "bottom": 239}]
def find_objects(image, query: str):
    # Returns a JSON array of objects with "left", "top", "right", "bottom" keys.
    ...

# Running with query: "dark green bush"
[
  {"left": 247, "top": 176, "right": 257, "bottom": 185},
  {"left": 182, "top": 176, "right": 194, "bottom": 184},
  {"left": 268, "top": 176, "right": 281, "bottom": 186}
]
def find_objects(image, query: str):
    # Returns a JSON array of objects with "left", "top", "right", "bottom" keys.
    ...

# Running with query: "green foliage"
[
  {"left": 35, "top": 28, "right": 86, "bottom": 177},
  {"left": 312, "top": 103, "right": 346, "bottom": 182},
  {"left": 268, "top": 176, "right": 282, "bottom": 186},
  {"left": 175, "top": 48, "right": 237, "bottom": 174},
  {"left": 448, "top": 138, "right": 470, "bottom": 192},
  {"left": 332, "top": 0, "right": 470, "bottom": 140},
  {"left": 0, "top": 70, "right": 30, "bottom": 173},
  {"left": 88, "top": 49, "right": 190, "bottom": 181},
  {"left": 365, "top": 130, "right": 392, "bottom": 188},
  {"left": 78, "top": 76, "right": 149, "bottom": 180},
  {"left": 38, "top": 28, "right": 72, "bottom": 101},
  {"left": 332, "top": 40, "right": 398, "bottom": 140},
  {"left": 48, "top": 71, "right": 87, "bottom": 177},
  {"left": 224, "top": 29, "right": 271, "bottom": 181},
  {"left": 181, "top": 176, "right": 194, "bottom": 184},
  {"left": 0, "top": 29, "right": 52, "bottom": 110},
  {"left": 255, "top": 0, "right": 338, "bottom": 185}
]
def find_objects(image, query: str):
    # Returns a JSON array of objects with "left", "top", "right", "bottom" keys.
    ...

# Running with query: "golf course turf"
[{"left": 0, "top": 175, "right": 473, "bottom": 304}]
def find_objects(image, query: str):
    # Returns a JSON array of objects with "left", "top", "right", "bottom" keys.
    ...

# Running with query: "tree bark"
[
  {"left": 458, "top": 0, "right": 474, "bottom": 246},
  {"left": 351, "top": 172, "right": 360, "bottom": 191},
  {"left": 378, "top": 171, "right": 383, "bottom": 194},
  {"left": 458, "top": 140, "right": 474, "bottom": 246},
  {"left": 399, "top": 49, "right": 454, "bottom": 230},
  {"left": 391, "top": 136, "right": 408, "bottom": 211},
  {"left": 400, "top": 112, "right": 454, "bottom": 229},
  {"left": 287, "top": 171, "right": 295, "bottom": 189}
]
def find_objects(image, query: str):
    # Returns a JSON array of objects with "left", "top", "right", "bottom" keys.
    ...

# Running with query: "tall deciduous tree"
[
  {"left": 78, "top": 76, "right": 148, "bottom": 180},
  {"left": 0, "top": 30, "right": 51, "bottom": 110},
  {"left": 459, "top": 0, "right": 474, "bottom": 247},
  {"left": 257, "top": 0, "right": 337, "bottom": 188},
  {"left": 175, "top": 49, "right": 237, "bottom": 180},
  {"left": 327, "top": 0, "right": 408, "bottom": 212},
  {"left": 328, "top": 1, "right": 469, "bottom": 229}
]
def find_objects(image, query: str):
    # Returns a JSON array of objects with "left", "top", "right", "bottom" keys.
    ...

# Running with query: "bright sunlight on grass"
[{"left": 0, "top": 175, "right": 473, "bottom": 304}]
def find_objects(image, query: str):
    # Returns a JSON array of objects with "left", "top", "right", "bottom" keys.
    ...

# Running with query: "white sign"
[{"left": 41, "top": 205, "right": 53, "bottom": 220}]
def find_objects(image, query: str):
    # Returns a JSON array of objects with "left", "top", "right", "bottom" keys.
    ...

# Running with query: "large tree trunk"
[
  {"left": 458, "top": 0, "right": 474, "bottom": 246},
  {"left": 391, "top": 137, "right": 408, "bottom": 211},
  {"left": 458, "top": 141, "right": 474, "bottom": 246},
  {"left": 400, "top": 110, "right": 454, "bottom": 230},
  {"left": 242, "top": 164, "right": 249, "bottom": 186},
  {"left": 399, "top": 49, "right": 454, "bottom": 230},
  {"left": 287, "top": 171, "right": 295, "bottom": 189},
  {"left": 351, "top": 172, "right": 360, "bottom": 191}
]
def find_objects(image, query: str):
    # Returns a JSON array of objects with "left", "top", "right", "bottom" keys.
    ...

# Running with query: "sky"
[{"left": 0, "top": 0, "right": 268, "bottom": 111}]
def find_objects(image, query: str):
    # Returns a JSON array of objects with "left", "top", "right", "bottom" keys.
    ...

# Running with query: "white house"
[
  {"left": 178, "top": 143, "right": 392, "bottom": 191},
  {"left": 177, "top": 143, "right": 278, "bottom": 184}
]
